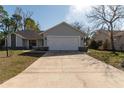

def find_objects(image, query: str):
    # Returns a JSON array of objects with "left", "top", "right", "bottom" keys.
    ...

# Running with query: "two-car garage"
[
  {"left": 45, "top": 22, "right": 84, "bottom": 51},
  {"left": 47, "top": 36, "right": 80, "bottom": 50}
]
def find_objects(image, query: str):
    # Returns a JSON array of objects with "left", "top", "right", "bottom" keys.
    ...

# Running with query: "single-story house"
[
  {"left": 93, "top": 29, "right": 124, "bottom": 51},
  {"left": 6, "top": 22, "right": 85, "bottom": 51}
]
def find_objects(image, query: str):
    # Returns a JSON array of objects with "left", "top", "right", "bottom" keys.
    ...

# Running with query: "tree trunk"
[
  {"left": 23, "top": 19, "right": 26, "bottom": 31},
  {"left": 110, "top": 31, "right": 115, "bottom": 52},
  {"left": 14, "top": 24, "right": 17, "bottom": 32},
  {"left": 5, "top": 38, "right": 9, "bottom": 57},
  {"left": 110, "top": 24, "right": 115, "bottom": 53},
  {"left": 110, "top": 30, "right": 115, "bottom": 53}
]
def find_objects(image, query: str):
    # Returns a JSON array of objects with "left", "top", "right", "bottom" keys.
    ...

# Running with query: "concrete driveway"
[{"left": 1, "top": 51, "right": 124, "bottom": 88}]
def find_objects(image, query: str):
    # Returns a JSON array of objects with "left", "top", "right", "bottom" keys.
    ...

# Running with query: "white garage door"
[{"left": 47, "top": 36, "right": 80, "bottom": 50}]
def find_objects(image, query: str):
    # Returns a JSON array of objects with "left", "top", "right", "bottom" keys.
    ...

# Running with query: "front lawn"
[
  {"left": 0, "top": 50, "right": 45, "bottom": 84},
  {"left": 88, "top": 49, "right": 124, "bottom": 70}
]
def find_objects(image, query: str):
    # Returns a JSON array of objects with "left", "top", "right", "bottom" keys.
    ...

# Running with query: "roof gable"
[{"left": 45, "top": 22, "right": 84, "bottom": 36}]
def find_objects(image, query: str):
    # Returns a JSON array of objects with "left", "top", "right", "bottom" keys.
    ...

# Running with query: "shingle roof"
[
  {"left": 113, "top": 31, "right": 124, "bottom": 36},
  {"left": 15, "top": 31, "right": 43, "bottom": 40},
  {"left": 96, "top": 29, "right": 124, "bottom": 37}
]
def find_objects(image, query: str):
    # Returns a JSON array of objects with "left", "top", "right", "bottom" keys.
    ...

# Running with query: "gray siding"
[
  {"left": 45, "top": 22, "right": 84, "bottom": 47},
  {"left": 16, "top": 35, "right": 23, "bottom": 47},
  {"left": 22, "top": 39, "right": 29, "bottom": 48},
  {"left": 7, "top": 34, "right": 23, "bottom": 48},
  {"left": 114, "top": 36, "right": 124, "bottom": 51},
  {"left": 7, "top": 34, "right": 11, "bottom": 47},
  {"left": 45, "top": 23, "right": 83, "bottom": 36}
]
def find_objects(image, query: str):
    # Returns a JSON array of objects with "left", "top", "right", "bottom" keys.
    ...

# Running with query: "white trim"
[
  {"left": 47, "top": 35, "right": 80, "bottom": 38},
  {"left": 8, "top": 33, "right": 26, "bottom": 39},
  {"left": 15, "top": 33, "right": 26, "bottom": 39},
  {"left": 79, "top": 36, "right": 81, "bottom": 47}
]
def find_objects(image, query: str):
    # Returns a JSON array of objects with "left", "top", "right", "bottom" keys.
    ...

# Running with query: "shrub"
[
  {"left": 0, "top": 38, "right": 5, "bottom": 49},
  {"left": 34, "top": 47, "right": 49, "bottom": 51},
  {"left": 89, "top": 40, "right": 101, "bottom": 49}
]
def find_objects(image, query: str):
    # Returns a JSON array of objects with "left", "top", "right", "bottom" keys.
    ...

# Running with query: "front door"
[{"left": 29, "top": 40, "right": 36, "bottom": 49}]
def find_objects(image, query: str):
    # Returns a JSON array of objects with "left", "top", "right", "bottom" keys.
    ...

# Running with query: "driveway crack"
[{"left": 75, "top": 74, "right": 87, "bottom": 87}]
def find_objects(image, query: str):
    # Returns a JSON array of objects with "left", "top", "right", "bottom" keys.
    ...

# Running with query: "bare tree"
[
  {"left": 71, "top": 21, "right": 94, "bottom": 46},
  {"left": 14, "top": 7, "right": 33, "bottom": 31},
  {"left": 22, "top": 11, "right": 33, "bottom": 31},
  {"left": 87, "top": 5, "right": 124, "bottom": 53},
  {"left": 84, "top": 26, "right": 95, "bottom": 46},
  {"left": 71, "top": 22, "right": 84, "bottom": 31},
  {"left": 14, "top": 7, "right": 22, "bottom": 15}
]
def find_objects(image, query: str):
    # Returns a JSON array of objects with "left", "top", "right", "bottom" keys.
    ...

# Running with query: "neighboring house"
[
  {"left": 93, "top": 29, "right": 124, "bottom": 51},
  {"left": 6, "top": 22, "right": 85, "bottom": 51}
]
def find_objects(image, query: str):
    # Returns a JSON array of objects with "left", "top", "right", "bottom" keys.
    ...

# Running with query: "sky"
[{"left": 3, "top": 5, "right": 91, "bottom": 30}]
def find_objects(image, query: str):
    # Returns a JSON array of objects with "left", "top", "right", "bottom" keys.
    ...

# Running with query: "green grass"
[
  {"left": 88, "top": 49, "right": 124, "bottom": 70},
  {"left": 0, "top": 50, "right": 45, "bottom": 84}
]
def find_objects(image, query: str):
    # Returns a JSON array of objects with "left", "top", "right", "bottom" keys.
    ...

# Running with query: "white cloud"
[{"left": 65, "top": 5, "right": 92, "bottom": 24}]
